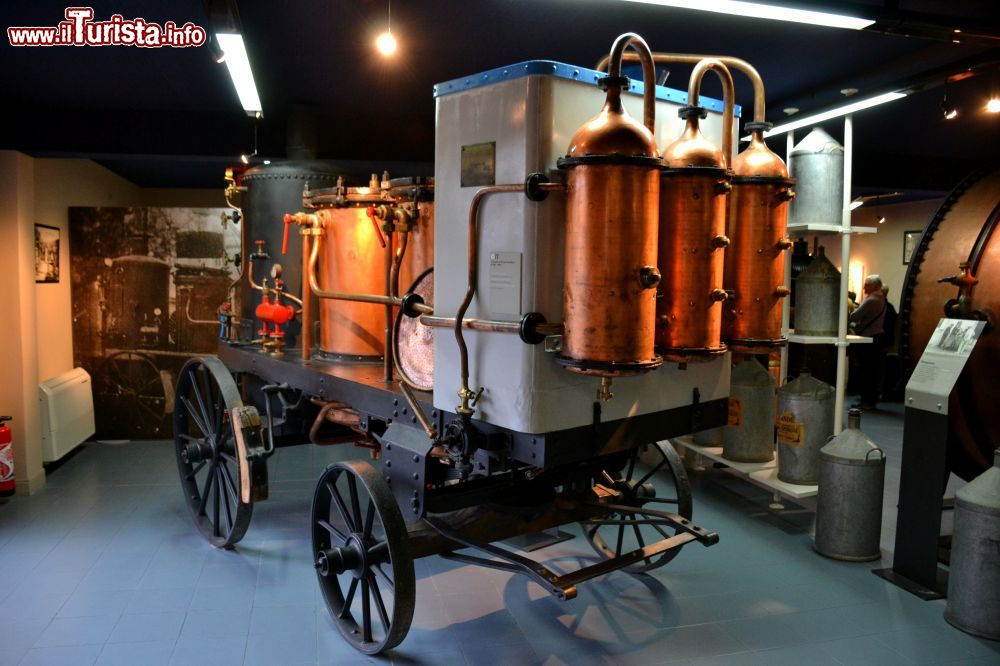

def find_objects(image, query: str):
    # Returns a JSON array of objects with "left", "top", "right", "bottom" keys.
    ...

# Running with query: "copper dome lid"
[
  {"left": 564, "top": 84, "right": 659, "bottom": 160},
  {"left": 662, "top": 112, "right": 725, "bottom": 169},
  {"left": 733, "top": 130, "right": 788, "bottom": 179}
]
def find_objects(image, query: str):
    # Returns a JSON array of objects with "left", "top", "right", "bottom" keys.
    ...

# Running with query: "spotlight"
[
  {"left": 375, "top": 30, "right": 397, "bottom": 56},
  {"left": 987, "top": 98, "right": 1000, "bottom": 113},
  {"left": 877, "top": 216, "right": 886, "bottom": 224},
  {"left": 941, "top": 99, "right": 958, "bottom": 120},
  {"left": 240, "top": 153, "right": 249, "bottom": 165}
]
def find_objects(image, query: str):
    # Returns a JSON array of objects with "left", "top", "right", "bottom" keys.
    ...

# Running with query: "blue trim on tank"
[{"left": 432, "top": 60, "right": 740, "bottom": 117}]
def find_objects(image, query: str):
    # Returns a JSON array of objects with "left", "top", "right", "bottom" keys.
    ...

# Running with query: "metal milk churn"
[
  {"left": 794, "top": 246, "right": 840, "bottom": 336},
  {"left": 694, "top": 427, "right": 724, "bottom": 447},
  {"left": 814, "top": 408, "right": 885, "bottom": 561},
  {"left": 789, "top": 127, "right": 843, "bottom": 228},
  {"left": 723, "top": 358, "right": 775, "bottom": 463},
  {"left": 776, "top": 370, "right": 835, "bottom": 484},
  {"left": 945, "top": 449, "right": 1000, "bottom": 640}
]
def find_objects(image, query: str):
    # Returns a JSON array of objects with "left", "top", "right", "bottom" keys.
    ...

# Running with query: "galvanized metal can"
[
  {"left": 789, "top": 128, "right": 843, "bottom": 228},
  {"left": 794, "top": 246, "right": 841, "bottom": 336},
  {"left": 814, "top": 409, "right": 885, "bottom": 561},
  {"left": 694, "top": 427, "right": 724, "bottom": 447},
  {"left": 945, "top": 449, "right": 1000, "bottom": 640},
  {"left": 723, "top": 358, "right": 775, "bottom": 463},
  {"left": 776, "top": 371, "right": 835, "bottom": 484}
]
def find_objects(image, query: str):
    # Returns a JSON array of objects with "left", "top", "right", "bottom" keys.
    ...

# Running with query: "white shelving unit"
[
  {"left": 779, "top": 114, "right": 876, "bottom": 434},
  {"left": 676, "top": 437, "right": 817, "bottom": 503}
]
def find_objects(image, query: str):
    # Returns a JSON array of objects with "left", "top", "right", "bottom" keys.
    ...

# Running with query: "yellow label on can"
[
  {"left": 727, "top": 396, "right": 743, "bottom": 427},
  {"left": 776, "top": 411, "right": 804, "bottom": 446}
]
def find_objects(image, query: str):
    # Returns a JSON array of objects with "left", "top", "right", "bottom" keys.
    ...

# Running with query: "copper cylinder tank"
[
  {"left": 657, "top": 60, "right": 734, "bottom": 362},
  {"left": 722, "top": 129, "right": 795, "bottom": 352},
  {"left": 901, "top": 168, "right": 1000, "bottom": 481},
  {"left": 307, "top": 187, "right": 387, "bottom": 361},
  {"left": 555, "top": 35, "right": 662, "bottom": 376}
]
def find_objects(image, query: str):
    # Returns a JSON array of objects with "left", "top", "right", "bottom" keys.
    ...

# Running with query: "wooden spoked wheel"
[
  {"left": 94, "top": 351, "right": 169, "bottom": 437},
  {"left": 312, "top": 461, "right": 415, "bottom": 655},
  {"left": 581, "top": 441, "right": 693, "bottom": 573},
  {"left": 174, "top": 357, "right": 259, "bottom": 549}
]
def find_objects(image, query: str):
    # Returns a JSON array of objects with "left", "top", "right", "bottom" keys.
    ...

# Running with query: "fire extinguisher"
[{"left": 0, "top": 416, "right": 14, "bottom": 497}]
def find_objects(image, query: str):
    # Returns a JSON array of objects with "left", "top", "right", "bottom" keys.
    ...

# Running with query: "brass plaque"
[
  {"left": 776, "top": 411, "right": 804, "bottom": 446},
  {"left": 461, "top": 142, "right": 496, "bottom": 187},
  {"left": 727, "top": 396, "right": 743, "bottom": 427}
]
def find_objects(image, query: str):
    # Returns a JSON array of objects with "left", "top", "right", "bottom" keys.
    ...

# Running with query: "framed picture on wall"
[
  {"left": 34, "top": 224, "right": 60, "bottom": 283},
  {"left": 903, "top": 230, "right": 922, "bottom": 265}
]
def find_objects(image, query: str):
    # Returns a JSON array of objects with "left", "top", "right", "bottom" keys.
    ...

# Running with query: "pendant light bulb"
[{"left": 376, "top": 30, "right": 397, "bottom": 56}]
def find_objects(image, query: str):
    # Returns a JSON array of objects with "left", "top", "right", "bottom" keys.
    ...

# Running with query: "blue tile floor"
[{"left": 1, "top": 405, "right": 997, "bottom": 665}]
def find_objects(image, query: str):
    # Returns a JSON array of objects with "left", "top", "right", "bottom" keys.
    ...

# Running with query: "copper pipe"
[
  {"left": 383, "top": 230, "right": 394, "bottom": 382},
  {"left": 223, "top": 169, "right": 248, "bottom": 298},
  {"left": 421, "top": 315, "right": 563, "bottom": 336},
  {"left": 455, "top": 183, "right": 524, "bottom": 414},
  {"left": 606, "top": 33, "right": 657, "bottom": 133},
  {"left": 184, "top": 295, "right": 221, "bottom": 326},
  {"left": 399, "top": 381, "right": 437, "bottom": 440},
  {"left": 308, "top": 400, "right": 362, "bottom": 445},
  {"left": 688, "top": 59, "right": 736, "bottom": 169},
  {"left": 596, "top": 53, "right": 766, "bottom": 124},
  {"left": 307, "top": 239, "right": 404, "bottom": 307},
  {"left": 301, "top": 233, "right": 312, "bottom": 361}
]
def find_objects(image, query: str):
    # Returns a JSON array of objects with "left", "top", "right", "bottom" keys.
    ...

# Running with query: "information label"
[
  {"left": 776, "top": 412, "right": 804, "bottom": 446},
  {"left": 727, "top": 396, "right": 743, "bottom": 427},
  {"left": 905, "top": 318, "right": 985, "bottom": 414}
]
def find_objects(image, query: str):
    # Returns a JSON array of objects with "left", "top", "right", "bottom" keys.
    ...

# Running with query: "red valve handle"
[
  {"left": 282, "top": 214, "right": 293, "bottom": 255},
  {"left": 366, "top": 206, "right": 387, "bottom": 248}
]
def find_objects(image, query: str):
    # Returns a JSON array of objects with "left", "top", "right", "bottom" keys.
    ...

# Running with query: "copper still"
[
  {"left": 901, "top": 168, "right": 1000, "bottom": 481},
  {"left": 657, "top": 59, "right": 735, "bottom": 362},
  {"left": 555, "top": 33, "right": 662, "bottom": 376},
  {"left": 303, "top": 182, "right": 388, "bottom": 361},
  {"left": 723, "top": 121, "right": 794, "bottom": 351}
]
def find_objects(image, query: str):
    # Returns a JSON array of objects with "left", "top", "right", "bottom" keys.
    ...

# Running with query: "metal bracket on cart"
[{"left": 425, "top": 505, "right": 718, "bottom": 601}]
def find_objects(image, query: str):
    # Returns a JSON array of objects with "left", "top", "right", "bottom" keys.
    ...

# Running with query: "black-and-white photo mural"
[{"left": 70, "top": 207, "right": 238, "bottom": 439}]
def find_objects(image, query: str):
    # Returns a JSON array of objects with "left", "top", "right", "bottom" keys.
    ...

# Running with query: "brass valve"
[
  {"left": 777, "top": 188, "right": 796, "bottom": 202},
  {"left": 776, "top": 238, "right": 793, "bottom": 250},
  {"left": 710, "top": 288, "right": 728, "bottom": 302},
  {"left": 775, "top": 286, "right": 791, "bottom": 298},
  {"left": 712, "top": 235, "right": 731, "bottom": 249}
]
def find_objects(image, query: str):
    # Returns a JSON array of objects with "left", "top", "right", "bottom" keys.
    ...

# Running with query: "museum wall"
[
  {"left": 809, "top": 198, "right": 944, "bottom": 309},
  {"left": 1, "top": 151, "right": 223, "bottom": 494}
]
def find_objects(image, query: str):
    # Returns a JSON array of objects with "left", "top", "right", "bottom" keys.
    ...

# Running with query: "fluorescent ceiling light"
[
  {"left": 216, "top": 32, "right": 263, "bottom": 117},
  {"left": 621, "top": 0, "right": 875, "bottom": 30},
  {"left": 849, "top": 200, "right": 865, "bottom": 210},
  {"left": 760, "top": 91, "right": 907, "bottom": 138}
]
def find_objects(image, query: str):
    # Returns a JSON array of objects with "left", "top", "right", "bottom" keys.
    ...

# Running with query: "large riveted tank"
[
  {"left": 775, "top": 370, "right": 834, "bottom": 484},
  {"left": 945, "top": 449, "right": 1000, "bottom": 640},
  {"left": 723, "top": 125, "right": 794, "bottom": 352},
  {"left": 556, "top": 35, "right": 662, "bottom": 376},
  {"left": 657, "top": 60, "right": 733, "bottom": 362},
  {"left": 794, "top": 245, "right": 840, "bottom": 336},
  {"left": 723, "top": 358, "right": 775, "bottom": 463},
  {"left": 788, "top": 128, "right": 843, "bottom": 227},
  {"left": 901, "top": 168, "right": 1000, "bottom": 481},
  {"left": 241, "top": 162, "right": 342, "bottom": 346}
]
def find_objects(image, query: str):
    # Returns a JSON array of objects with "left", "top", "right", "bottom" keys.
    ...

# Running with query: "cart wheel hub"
[
  {"left": 316, "top": 536, "right": 366, "bottom": 577},
  {"left": 182, "top": 439, "right": 214, "bottom": 464}
]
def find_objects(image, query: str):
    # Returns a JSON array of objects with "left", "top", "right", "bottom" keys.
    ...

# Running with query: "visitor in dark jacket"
[{"left": 849, "top": 275, "right": 888, "bottom": 410}]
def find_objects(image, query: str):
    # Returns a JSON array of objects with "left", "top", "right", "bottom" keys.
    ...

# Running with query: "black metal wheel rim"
[
  {"left": 95, "top": 351, "right": 168, "bottom": 437},
  {"left": 312, "top": 460, "right": 415, "bottom": 655},
  {"left": 174, "top": 356, "right": 255, "bottom": 549},
  {"left": 582, "top": 441, "right": 693, "bottom": 573}
]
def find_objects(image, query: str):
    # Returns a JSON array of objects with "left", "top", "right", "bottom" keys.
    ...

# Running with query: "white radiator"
[{"left": 39, "top": 368, "right": 95, "bottom": 462}]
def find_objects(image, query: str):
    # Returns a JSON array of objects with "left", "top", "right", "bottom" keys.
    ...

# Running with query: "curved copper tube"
[
  {"left": 183, "top": 294, "right": 222, "bottom": 326},
  {"left": 223, "top": 170, "right": 248, "bottom": 299},
  {"left": 596, "top": 52, "right": 765, "bottom": 124},
  {"left": 606, "top": 33, "right": 657, "bottom": 134},
  {"left": 687, "top": 59, "right": 735, "bottom": 169},
  {"left": 455, "top": 184, "right": 524, "bottom": 414}
]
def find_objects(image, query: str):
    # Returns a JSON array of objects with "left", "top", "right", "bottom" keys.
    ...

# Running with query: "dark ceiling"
[{"left": 2, "top": 0, "right": 998, "bottom": 195}]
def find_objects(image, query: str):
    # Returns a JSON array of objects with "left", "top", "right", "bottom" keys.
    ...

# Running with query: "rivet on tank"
[
  {"left": 657, "top": 59, "right": 735, "bottom": 363},
  {"left": 555, "top": 32, "right": 663, "bottom": 377},
  {"left": 721, "top": 63, "right": 795, "bottom": 352}
]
